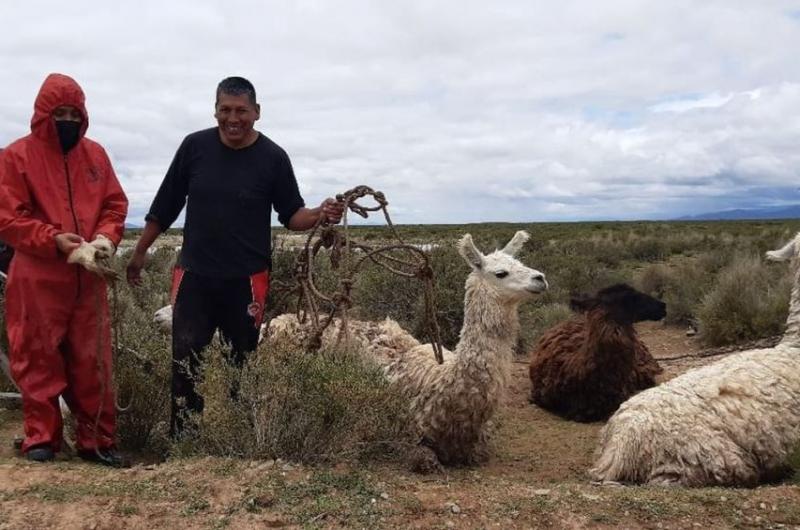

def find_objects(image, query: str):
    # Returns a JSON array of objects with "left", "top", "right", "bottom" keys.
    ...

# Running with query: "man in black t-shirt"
[{"left": 126, "top": 76, "right": 344, "bottom": 437}]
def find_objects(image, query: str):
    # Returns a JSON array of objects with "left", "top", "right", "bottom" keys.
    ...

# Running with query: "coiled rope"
[{"left": 268, "top": 185, "right": 446, "bottom": 364}]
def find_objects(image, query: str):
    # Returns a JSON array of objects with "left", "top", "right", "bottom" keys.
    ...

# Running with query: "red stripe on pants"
[{"left": 248, "top": 270, "right": 270, "bottom": 328}]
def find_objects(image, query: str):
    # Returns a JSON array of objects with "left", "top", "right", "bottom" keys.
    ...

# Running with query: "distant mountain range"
[{"left": 676, "top": 204, "right": 800, "bottom": 221}]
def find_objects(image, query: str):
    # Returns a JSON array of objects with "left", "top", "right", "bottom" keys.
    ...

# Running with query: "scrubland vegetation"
[{"left": 3, "top": 219, "right": 800, "bottom": 457}]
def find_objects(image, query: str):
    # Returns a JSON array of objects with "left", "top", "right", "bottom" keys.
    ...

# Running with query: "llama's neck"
[
  {"left": 581, "top": 310, "right": 636, "bottom": 367},
  {"left": 779, "top": 263, "right": 800, "bottom": 348},
  {"left": 453, "top": 278, "right": 520, "bottom": 398}
]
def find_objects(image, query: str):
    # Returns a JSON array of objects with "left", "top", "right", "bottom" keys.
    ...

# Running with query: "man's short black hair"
[{"left": 216, "top": 76, "right": 257, "bottom": 106}]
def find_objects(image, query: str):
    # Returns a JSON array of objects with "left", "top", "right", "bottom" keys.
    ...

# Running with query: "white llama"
[
  {"left": 386, "top": 230, "right": 548, "bottom": 467},
  {"left": 589, "top": 232, "right": 800, "bottom": 487}
]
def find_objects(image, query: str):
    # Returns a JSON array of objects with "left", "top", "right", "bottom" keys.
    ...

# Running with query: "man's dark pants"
[{"left": 170, "top": 268, "right": 268, "bottom": 437}]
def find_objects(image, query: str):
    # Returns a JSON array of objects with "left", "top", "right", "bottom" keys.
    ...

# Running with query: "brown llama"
[{"left": 528, "top": 283, "right": 666, "bottom": 422}]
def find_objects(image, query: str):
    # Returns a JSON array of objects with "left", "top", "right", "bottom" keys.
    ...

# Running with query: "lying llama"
[
  {"left": 386, "top": 231, "right": 548, "bottom": 467},
  {"left": 154, "top": 304, "right": 270, "bottom": 344},
  {"left": 267, "top": 314, "right": 425, "bottom": 365},
  {"left": 154, "top": 305, "right": 417, "bottom": 361},
  {"left": 529, "top": 283, "right": 666, "bottom": 422},
  {"left": 590, "top": 233, "right": 800, "bottom": 487}
]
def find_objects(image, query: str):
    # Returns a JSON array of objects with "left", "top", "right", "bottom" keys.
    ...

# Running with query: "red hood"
[{"left": 30, "top": 73, "right": 89, "bottom": 147}]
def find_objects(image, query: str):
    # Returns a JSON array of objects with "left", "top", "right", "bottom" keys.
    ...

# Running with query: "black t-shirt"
[{"left": 146, "top": 128, "right": 304, "bottom": 277}]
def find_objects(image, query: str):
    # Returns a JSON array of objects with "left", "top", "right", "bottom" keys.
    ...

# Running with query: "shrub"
[
  {"left": 173, "top": 340, "right": 414, "bottom": 463},
  {"left": 697, "top": 254, "right": 791, "bottom": 346},
  {"left": 107, "top": 256, "right": 173, "bottom": 453},
  {"left": 411, "top": 245, "right": 467, "bottom": 350},
  {"left": 626, "top": 236, "right": 669, "bottom": 262},
  {"left": 635, "top": 259, "right": 714, "bottom": 326},
  {"left": 518, "top": 302, "right": 573, "bottom": 354}
]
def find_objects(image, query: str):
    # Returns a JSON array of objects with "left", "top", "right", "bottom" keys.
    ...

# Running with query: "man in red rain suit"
[{"left": 0, "top": 73, "right": 128, "bottom": 466}]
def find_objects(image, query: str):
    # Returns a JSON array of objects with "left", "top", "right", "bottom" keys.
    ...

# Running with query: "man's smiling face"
[{"left": 214, "top": 93, "right": 260, "bottom": 149}]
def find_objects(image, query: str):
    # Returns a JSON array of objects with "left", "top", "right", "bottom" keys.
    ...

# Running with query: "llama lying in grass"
[
  {"left": 589, "top": 233, "right": 800, "bottom": 487},
  {"left": 154, "top": 304, "right": 270, "bottom": 344},
  {"left": 528, "top": 284, "right": 666, "bottom": 422},
  {"left": 385, "top": 231, "right": 548, "bottom": 468},
  {"left": 266, "top": 314, "right": 425, "bottom": 365},
  {"left": 154, "top": 305, "right": 418, "bottom": 361}
]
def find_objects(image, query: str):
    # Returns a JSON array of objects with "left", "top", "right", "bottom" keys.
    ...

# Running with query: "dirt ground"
[{"left": 1, "top": 323, "right": 799, "bottom": 529}]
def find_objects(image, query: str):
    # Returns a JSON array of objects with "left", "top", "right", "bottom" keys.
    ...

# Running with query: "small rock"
[
  {"left": 759, "top": 502, "right": 767, "bottom": 510},
  {"left": 380, "top": 492, "right": 389, "bottom": 500},
  {"left": 370, "top": 498, "right": 376, "bottom": 504},
  {"left": 720, "top": 496, "right": 727, "bottom": 502},
  {"left": 533, "top": 489, "right": 550, "bottom": 496},
  {"left": 581, "top": 493, "right": 601, "bottom": 501},
  {"left": 445, "top": 522, "right": 456, "bottom": 529},
  {"left": 450, "top": 503, "right": 461, "bottom": 514},
  {"left": 144, "top": 464, "right": 156, "bottom": 470}
]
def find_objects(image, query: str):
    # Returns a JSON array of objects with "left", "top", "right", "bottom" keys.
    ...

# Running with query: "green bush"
[
  {"left": 410, "top": 245, "right": 468, "bottom": 350},
  {"left": 173, "top": 340, "right": 414, "bottom": 463},
  {"left": 518, "top": 302, "right": 573, "bottom": 354},
  {"left": 107, "top": 256, "right": 173, "bottom": 453},
  {"left": 697, "top": 254, "right": 791, "bottom": 346},
  {"left": 635, "top": 258, "right": 715, "bottom": 326}
]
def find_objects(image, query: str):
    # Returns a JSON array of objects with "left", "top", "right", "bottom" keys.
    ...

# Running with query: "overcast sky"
[{"left": 2, "top": 1, "right": 800, "bottom": 224}]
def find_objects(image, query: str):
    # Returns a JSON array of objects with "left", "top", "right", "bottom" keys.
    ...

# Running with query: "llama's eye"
[{"left": 494, "top": 271, "right": 509, "bottom": 278}]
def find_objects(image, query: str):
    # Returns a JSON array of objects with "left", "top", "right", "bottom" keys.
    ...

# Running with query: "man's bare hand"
[
  {"left": 321, "top": 198, "right": 345, "bottom": 224},
  {"left": 126, "top": 250, "right": 147, "bottom": 286},
  {"left": 55, "top": 233, "right": 83, "bottom": 255}
]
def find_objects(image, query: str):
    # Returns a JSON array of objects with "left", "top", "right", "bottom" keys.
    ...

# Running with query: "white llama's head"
[
  {"left": 458, "top": 230, "right": 548, "bottom": 301},
  {"left": 766, "top": 232, "right": 800, "bottom": 262}
]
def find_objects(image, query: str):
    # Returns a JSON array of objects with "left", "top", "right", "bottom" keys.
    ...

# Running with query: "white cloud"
[{"left": 1, "top": 1, "right": 800, "bottom": 223}]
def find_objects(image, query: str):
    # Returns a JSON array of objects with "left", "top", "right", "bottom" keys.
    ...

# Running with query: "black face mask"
[{"left": 55, "top": 120, "right": 81, "bottom": 153}]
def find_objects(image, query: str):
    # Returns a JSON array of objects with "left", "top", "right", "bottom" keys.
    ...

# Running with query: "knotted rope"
[{"left": 268, "top": 185, "right": 445, "bottom": 364}]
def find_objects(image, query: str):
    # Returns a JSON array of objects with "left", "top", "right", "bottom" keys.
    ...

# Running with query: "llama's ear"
[
  {"left": 458, "top": 234, "right": 484, "bottom": 270},
  {"left": 501, "top": 230, "right": 530, "bottom": 257},
  {"left": 766, "top": 236, "right": 798, "bottom": 262}
]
